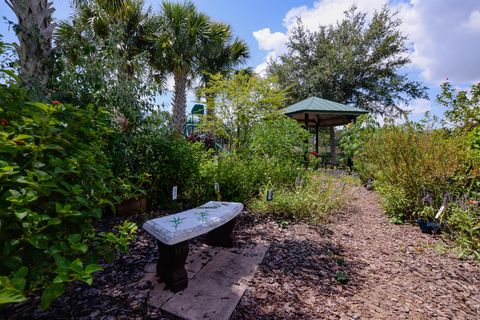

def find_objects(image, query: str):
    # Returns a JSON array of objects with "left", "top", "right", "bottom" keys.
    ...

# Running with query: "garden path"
[{"left": 232, "top": 186, "right": 480, "bottom": 319}]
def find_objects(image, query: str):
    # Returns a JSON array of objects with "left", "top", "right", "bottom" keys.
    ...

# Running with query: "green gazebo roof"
[{"left": 283, "top": 97, "right": 368, "bottom": 128}]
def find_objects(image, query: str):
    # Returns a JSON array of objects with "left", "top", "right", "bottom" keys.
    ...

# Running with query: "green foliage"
[
  {"left": 268, "top": 5, "right": 427, "bottom": 115},
  {"left": 446, "top": 204, "right": 480, "bottom": 259},
  {"left": 249, "top": 173, "right": 351, "bottom": 223},
  {"left": 198, "top": 72, "right": 288, "bottom": 151},
  {"left": 339, "top": 114, "right": 379, "bottom": 161},
  {"left": 375, "top": 182, "right": 412, "bottom": 224},
  {"left": 248, "top": 115, "right": 308, "bottom": 162},
  {"left": 354, "top": 122, "right": 462, "bottom": 221},
  {"left": 335, "top": 271, "right": 349, "bottom": 284},
  {"left": 206, "top": 116, "right": 308, "bottom": 203},
  {"left": 0, "top": 80, "right": 137, "bottom": 309},
  {"left": 99, "top": 221, "right": 138, "bottom": 262},
  {"left": 437, "top": 82, "right": 480, "bottom": 198},
  {"left": 437, "top": 82, "right": 480, "bottom": 131}
]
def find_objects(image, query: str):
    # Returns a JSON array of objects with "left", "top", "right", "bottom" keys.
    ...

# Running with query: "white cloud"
[
  {"left": 398, "top": 0, "right": 480, "bottom": 84},
  {"left": 252, "top": 28, "right": 289, "bottom": 54},
  {"left": 254, "top": 0, "right": 480, "bottom": 84},
  {"left": 165, "top": 74, "right": 175, "bottom": 91},
  {"left": 463, "top": 9, "right": 480, "bottom": 31},
  {"left": 283, "top": 0, "right": 384, "bottom": 30},
  {"left": 254, "top": 52, "right": 278, "bottom": 76},
  {"left": 406, "top": 98, "right": 432, "bottom": 116}
]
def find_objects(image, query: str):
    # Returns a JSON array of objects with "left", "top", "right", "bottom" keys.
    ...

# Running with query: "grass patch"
[{"left": 248, "top": 171, "right": 358, "bottom": 224}]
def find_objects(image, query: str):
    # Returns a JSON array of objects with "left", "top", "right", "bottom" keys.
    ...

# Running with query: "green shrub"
[
  {"left": 248, "top": 115, "right": 308, "bottom": 163},
  {"left": 206, "top": 116, "right": 308, "bottom": 203},
  {"left": 248, "top": 173, "right": 351, "bottom": 223},
  {"left": 358, "top": 123, "right": 462, "bottom": 220},
  {"left": 445, "top": 204, "right": 480, "bottom": 259},
  {"left": 375, "top": 182, "right": 413, "bottom": 224},
  {"left": 0, "top": 93, "right": 136, "bottom": 309}
]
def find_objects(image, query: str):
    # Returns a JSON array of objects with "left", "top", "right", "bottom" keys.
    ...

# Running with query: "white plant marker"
[
  {"left": 172, "top": 186, "right": 178, "bottom": 201},
  {"left": 435, "top": 205, "right": 445, "bottom": 220},
  {"left": 341, "top": 182, "right": 346, "bottom": 194},
  {"left": 267, "top": 189, "right": 274, "bottom": 201}
]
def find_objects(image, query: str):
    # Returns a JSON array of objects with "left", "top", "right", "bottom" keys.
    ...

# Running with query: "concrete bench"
[{"left": 143, "top": 201, "right": 243, "bottom": 292}]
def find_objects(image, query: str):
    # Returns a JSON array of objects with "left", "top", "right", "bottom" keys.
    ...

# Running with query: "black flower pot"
[{"left": 416, "top": 218, "right": 442, "bottom": 235}]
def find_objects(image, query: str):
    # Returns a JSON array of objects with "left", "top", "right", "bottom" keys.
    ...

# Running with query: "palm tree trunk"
[
  {"left": 172, "top": 71, "right": 188, "bottom": 133},
  {"left": 205, "top": 92, "right": 215, "bottom": 120},
  {"left": 5, "top": 0, "right": 56, "bottom": 98}
]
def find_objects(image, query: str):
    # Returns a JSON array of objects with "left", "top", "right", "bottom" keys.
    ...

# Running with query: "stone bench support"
[{"left": 143, "top": 201, "right": 243, "bottom": 292}]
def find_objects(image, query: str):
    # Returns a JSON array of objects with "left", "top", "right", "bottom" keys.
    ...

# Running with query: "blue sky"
[{"left": 1, "top": 0, "right": 479, "bottom": 121}]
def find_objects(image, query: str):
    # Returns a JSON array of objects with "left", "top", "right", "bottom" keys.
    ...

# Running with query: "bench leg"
[
  {"left": 205, "top": 218, "right": 236, "bottom": 248},
  {"left": 156, "top": 240, "right": 189, "bottom": 292}
]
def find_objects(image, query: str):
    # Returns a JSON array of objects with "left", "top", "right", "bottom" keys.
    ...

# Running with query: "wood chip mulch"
[
  {"left": 3, "top": 187, "right": 480, "bottom": 319},
  {"left": 232, "top": 187, "right": 480, "bottom": 319}
]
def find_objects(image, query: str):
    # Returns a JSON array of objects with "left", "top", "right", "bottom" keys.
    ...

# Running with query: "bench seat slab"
[{"left": 143, "top": 201, "right": 243, "bottom": 245}]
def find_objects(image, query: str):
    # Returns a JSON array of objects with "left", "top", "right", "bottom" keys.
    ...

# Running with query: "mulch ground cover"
[{"left": 3, "top": 187, "right": 480, "bottom": 319}]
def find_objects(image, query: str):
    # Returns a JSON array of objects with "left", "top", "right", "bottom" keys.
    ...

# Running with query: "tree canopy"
[{"left": 268, "top": 5, "right": 428, "bottom": 116}]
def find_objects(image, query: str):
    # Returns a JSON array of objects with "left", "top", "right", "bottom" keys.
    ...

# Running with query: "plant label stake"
[
  {"left": 172, "top": 186, "right": 178, "bottom": 200},
  {"left": 267, "top": 189, "right": 274, "bottom": 201},
  {"left": 435, "top": 191, "right": 449, "bottom": 220},
  {"left": 214, "top": 182, "right": 221, "bottom": 201},
  {"left": 172, "top": 186, "right": 178, "bottom": 208},
  {"left": 435, "top": 205, "right": 445, "bottom": 220},
  {"left": 295, "top": 174, "right": 301, "bottom": 186}
]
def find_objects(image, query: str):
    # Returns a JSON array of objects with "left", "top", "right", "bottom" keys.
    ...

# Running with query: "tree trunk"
[
  {"left": 172, "top": 71, "right": 188, "bottom": 133},
  {"left": 5, "top": 0, "right": 56, "bottom": 98},
  {"left": 205, "top": 92, "right": 215, "bottom": 121}
]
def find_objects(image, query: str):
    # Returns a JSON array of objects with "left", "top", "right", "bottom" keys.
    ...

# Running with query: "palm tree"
[
  {"left": 57, "top": 0, "right": 153, "bottom": 78},
  {"left": 5, "top": 0, "right": 56, "bottom": 97},
  {"left": 150, "top": 1, "right": 220, "bottom": 133},
  {"left": 198, "top": 22, "right": 249, "bottom": 119}
]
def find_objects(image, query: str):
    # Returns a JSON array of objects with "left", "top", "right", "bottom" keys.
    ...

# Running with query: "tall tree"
[
  {"left": 150, "top": 1, "right": 219, "bottom": 133},
  {"left": 197, "top": 22, "right": 249, "bottom": 119},
  {"left": 58, "top": 0, "right": 153, "bottom": 78},
  {"left": 5, "top": 0, "right": 56, "bottom": 97},
  {"left": 54, "top": 0, "right": 162, "bottom": 130},
  {"left": 268, "top": 5, "right": 428, "bottom": 116},
  {"left": 198, "top": 72, "right": 287, "bottom": 151}
]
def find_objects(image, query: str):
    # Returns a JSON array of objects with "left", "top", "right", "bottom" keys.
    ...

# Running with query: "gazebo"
[{"left": 283, "top": 97, "right": 368, "bottom": 164}]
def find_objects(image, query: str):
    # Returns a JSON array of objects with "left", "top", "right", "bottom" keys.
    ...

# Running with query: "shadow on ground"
[{"left": 232, "top": 219, "right": 368, "bottom": 319}]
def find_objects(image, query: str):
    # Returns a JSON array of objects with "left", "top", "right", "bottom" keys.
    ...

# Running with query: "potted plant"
[
  {"left": 113, "top": 174, "right": 150, "bottom": 216},
  {"left": 416, "top": 205, "right": 444, "bottom": 234}
]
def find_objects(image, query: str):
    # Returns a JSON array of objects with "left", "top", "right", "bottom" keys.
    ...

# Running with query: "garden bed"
[{"left": 3, "top": 186, "right": 480, "bottom": 319}]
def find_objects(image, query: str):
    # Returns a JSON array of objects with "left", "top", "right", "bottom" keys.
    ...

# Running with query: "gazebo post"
[
  {"left": 347, "top": 116, "right": 357, "bottom": 170},
  {"left": 304, "top": 113, "right": 309, "bottom": 168},
  {"left": 329, "top": 126, "right": 336, "bottom": 164},
  {"left": 315, "top": 119, "right": 319, "bottom": 154}
]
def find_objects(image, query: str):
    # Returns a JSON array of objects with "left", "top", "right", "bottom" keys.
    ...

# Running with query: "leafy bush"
[
  {"left": 247, "top": 115, "right": 307, "bottom": 162},
  {"left": 0, "top": 89, "right": 136, "bottom": 309},
  {"left": 374, "top": 182, "right": 412, "bottom": 223},
  {"left": 356, "top": 122, "right": 462, "bottom": 220},
  {"left": 249, "top": 173, "right": 353, "bottom": 223},
  {"left": 201, "top": 116, "right": 308, "bottom": 203},
  {"left": 445, "top": 204, "right": 480, "bottom": 259},
  {"left": 210, "top": 152, "right": 299, "bottom": 203}
]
